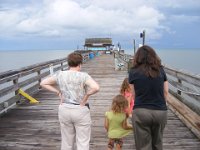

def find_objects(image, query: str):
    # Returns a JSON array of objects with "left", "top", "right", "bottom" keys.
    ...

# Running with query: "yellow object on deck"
[{"left": 18, "top": 89, "right": 39, "bottom": 104}]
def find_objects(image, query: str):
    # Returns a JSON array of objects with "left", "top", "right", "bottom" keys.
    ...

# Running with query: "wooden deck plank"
[{"left": 0, "top": 54, "right": 199, "bottom": 150}]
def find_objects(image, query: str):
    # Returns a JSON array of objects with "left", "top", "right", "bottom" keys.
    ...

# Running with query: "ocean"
[
  {"left": 0, "top": 50, "right": 73, "bottom": 73},
  {"left": 0, "top": 49, "right": 200, "bottom": 75}
]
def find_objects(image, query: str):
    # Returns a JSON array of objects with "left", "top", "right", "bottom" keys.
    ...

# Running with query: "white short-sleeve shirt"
[{"left": 53, "top": 70, "right": 92, "bottom": 104}]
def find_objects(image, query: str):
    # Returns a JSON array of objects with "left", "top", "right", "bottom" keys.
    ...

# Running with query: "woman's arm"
[
  {"left": 126, "top": 95, "right": 132, "bottom": 115},
  {"left": 130, "top": 84, "right": 135, "bottom": 99},
  {"left": 40, "top": 76, "right": 62, "bottom": 103},
  {"left": 40, "top": 76, "right": 59, "bottom": 93},
  {"left": 164, "top": 81, "right": 169, "bottom": 101},
  {"left": 80, "top": 78, "right": 100, "bottom": 106}
]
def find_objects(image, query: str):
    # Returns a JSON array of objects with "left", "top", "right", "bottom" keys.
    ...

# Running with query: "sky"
[{"left": 0, "top": 0, "right": 200, "bottom": 50}]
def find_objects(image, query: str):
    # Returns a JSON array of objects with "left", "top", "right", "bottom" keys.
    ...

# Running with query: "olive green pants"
[{"left": 132, "top": 108, "right": 167, "bottom": 150}]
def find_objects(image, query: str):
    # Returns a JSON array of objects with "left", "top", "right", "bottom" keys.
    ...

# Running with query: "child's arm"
[
  {"left": 122, "top": 116, "right": 133, "bottom": 130},
  {"left": 104, "top": 116, "right": 109, "bottom": 132}
]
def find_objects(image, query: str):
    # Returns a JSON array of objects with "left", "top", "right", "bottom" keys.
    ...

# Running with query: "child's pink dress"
[{"left": 123, "top": 91, "right": 134, "bottom": 114}]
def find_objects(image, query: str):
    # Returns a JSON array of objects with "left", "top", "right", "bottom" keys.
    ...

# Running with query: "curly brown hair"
[
  {"left": 111, "top": 95, "right": 128, "bottom": 113},
  {"left": 120, "top": 78, "right": 131, "bottom": 95},
  {"left": 133, "top": 45, "right": 161, "bottom": 78}
]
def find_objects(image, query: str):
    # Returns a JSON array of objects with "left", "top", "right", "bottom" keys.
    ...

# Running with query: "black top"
[{"left": 129, "top": 67, "right": 167, "bottom": 110}]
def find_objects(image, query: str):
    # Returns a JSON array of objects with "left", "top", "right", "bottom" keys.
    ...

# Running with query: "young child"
[
  {"left": 104, "top": 95, "right": 133, "bottom": 150},
  {"left": 120, "top": 78, "right": 134, "bottom": 117}
]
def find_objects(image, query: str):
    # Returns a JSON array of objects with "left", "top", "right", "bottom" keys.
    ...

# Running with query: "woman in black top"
[{"left": 129, "top": 45, "right": 169, "bottom": 150}]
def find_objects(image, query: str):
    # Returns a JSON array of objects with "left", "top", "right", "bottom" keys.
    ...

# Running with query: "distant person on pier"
[
  {"left": 120, "top": 77, "right": 134, "bottom": 117},
  {"left": 128, "top": 45, "right": 169, "bottom": 150},
  {"left": 40, "top": 52, "right": 100, "bottom": 150},
  {"left": 104, "top": 95, "right": 133, "bottom": 150}
]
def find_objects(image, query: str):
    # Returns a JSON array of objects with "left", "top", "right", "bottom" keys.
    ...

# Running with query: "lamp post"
[
  {"left": 117, "top": 42, "right": 121, "bottom": 52},
  {"left": 140, "top": 30, "right": 145, "bottom": 45},
  {"left": 133, "top": 39, "right": 136, "bottom": 54},
  {"left": 77, "top": 45, "right": 79, "bottom": 50}
]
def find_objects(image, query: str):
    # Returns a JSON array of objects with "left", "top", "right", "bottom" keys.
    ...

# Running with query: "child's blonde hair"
[
  {"left": 120, "top": 78, "right": 130, "bottom": 95},
  {"left": 111, "top": 95, "right": 128, "bottom": 113}
]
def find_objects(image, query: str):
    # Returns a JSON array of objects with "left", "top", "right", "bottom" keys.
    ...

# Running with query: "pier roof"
[{"left": 84, "top": 38, "right": 113, "bottom": 47}]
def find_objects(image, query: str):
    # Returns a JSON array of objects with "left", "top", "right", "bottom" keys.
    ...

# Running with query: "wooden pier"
[{"left": 0, "top": 54, "right": 200, "bottom": 150}]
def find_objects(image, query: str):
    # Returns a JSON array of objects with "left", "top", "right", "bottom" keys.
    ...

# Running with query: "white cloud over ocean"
[{"left": 0, "top": 0, "right": 200, "bottom": 49}]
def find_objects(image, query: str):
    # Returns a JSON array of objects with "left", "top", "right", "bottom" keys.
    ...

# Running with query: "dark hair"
[
  {"left": 111, "top": 95, "right": 128, "bottom": 113},
  {"left": 67, "top": 52, "right": 83, "bottom": 67},
  {"left": 133, "top": 45, "right": 161, "bottom": 78}
]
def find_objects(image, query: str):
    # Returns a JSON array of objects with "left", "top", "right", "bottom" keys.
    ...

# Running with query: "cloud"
[
  {"left": 0, "top": 0, "right": 167, "bottom": 40},
  {"left": 0, "top": 9, "right": 20, "bottom": 34},
  {"left": 0, "top": 0, "right": 199, "bottom": 49}
]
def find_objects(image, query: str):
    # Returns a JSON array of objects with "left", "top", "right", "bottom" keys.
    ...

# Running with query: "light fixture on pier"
[{"left": 140, "top": 30, "right": 146, "bottom": 45}]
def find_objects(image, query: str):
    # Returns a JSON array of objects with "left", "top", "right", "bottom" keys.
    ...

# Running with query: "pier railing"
[
  {"left": 113, "top": 51, "right": 133, "bottom": 70},
  {"left": 163, "top": 65, "right": 200, "bottom": 138},
  {"left": 164, "top": 65, "right": 200, "bottom": 115},
  {"left": 0, "top": 52, "right": 90, "bottom": 115},
  {"left": 1, "top": 51, "right": 199, "bottom": 117}
]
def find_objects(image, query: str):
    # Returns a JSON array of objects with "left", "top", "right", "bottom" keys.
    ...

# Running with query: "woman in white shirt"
[{"left": 40, "top": 52, "right": 99, "bottom": 150}]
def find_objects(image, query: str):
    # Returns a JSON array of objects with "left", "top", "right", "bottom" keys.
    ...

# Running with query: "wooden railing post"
[
  {"left": 128, "top": 58, "right": 133, "bottom": 73},
  {"left": 49, "top": 64, "right": 54, "bottom": 75},
  {"left": 13, "top": 78, "right": 19, "bottom": 96},
  {"left": 13, "top": 78, "right": 20, "bottom": 104},
  {"left": 37, "top": 70, "right": 41, "bottom": 83},
  {"left": 61, "top": 62, "right": 64, "bottom": 71},
  {"left": 37, "top": 70, "right": 41, "bottom": 89},
  {"left": 177, "top": 79, "right": 182, "bottom": 95}
]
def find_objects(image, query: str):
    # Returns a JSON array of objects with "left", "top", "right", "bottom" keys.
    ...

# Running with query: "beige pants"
[{"left": 58, "top": 104, "right": 91, "bottom": 150}]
